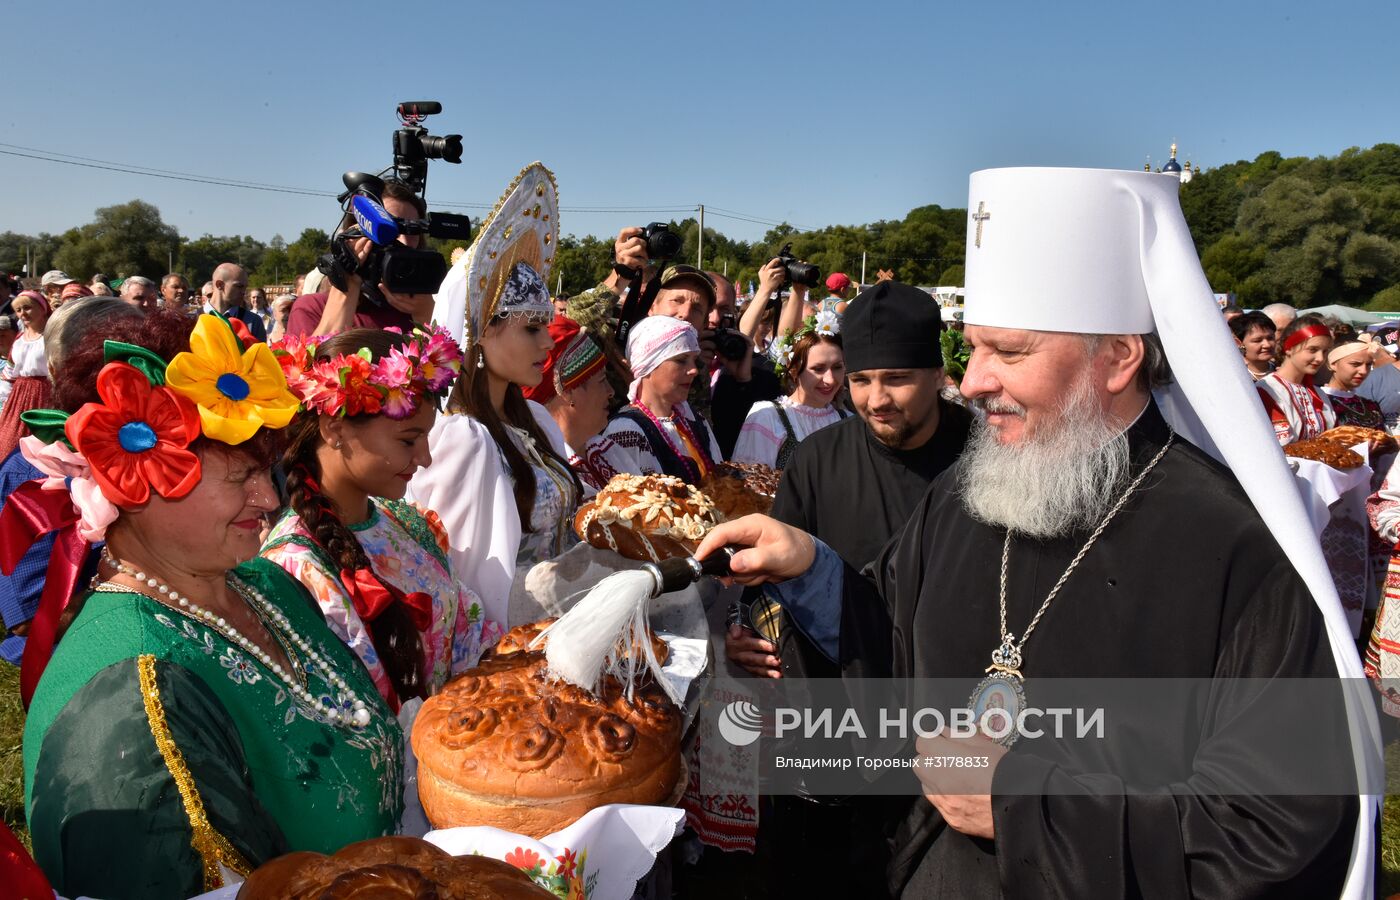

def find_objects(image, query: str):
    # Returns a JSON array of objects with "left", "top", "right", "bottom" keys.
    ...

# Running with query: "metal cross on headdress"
[{"left": 973, "top": 201, "right": 991, "bottom": 248}]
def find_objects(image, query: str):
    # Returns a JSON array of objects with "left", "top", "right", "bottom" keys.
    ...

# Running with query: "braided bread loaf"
[{"left": 573, "top": 473, "right": 721, "bottom": 562}]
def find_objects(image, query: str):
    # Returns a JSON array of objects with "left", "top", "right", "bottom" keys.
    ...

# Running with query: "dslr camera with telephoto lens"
[
  {"left": 318, "top": 101, "right": 474, "bottom": 304},
  {"left": 775, "top": 243, "right": 821, "bottom": 288}
]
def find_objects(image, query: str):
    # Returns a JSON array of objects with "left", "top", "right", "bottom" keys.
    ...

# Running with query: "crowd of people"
[{"left": 0, "top": 161, "right": 1388, "bottom": 899}]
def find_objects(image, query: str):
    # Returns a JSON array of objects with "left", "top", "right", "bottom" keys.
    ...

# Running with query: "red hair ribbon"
[
  {"left": 0, "top": 482, "right": 90, "bottom": 707},
  {"left": 339, "top": 566, "right": 433, "bottom": 632},
  {"left": 1282, "top": 323, "right": 1331, "bottom": 352}
]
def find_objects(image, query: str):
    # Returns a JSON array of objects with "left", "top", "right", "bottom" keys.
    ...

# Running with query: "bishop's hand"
[
  {"left": 913, "top": 732, "right": 1008, "bottom": 840},
  {"left": 695, "top": 515, "right": 816, "bottom": 586}
]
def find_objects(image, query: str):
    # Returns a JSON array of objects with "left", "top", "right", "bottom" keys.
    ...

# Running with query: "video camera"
[{"left": 319, "top": 101, "right": 473, "bottom": 303}]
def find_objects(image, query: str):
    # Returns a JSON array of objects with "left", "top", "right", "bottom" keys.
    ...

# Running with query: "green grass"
[
  {"left": 1384, "top": 739, "right": 1400, "bottom": 896},
  {"left": 0, "top": 659, "right": 1398, "bottom": 885},
  {"left": 1, "top": 663, "right": 26, "bottom": 852}
]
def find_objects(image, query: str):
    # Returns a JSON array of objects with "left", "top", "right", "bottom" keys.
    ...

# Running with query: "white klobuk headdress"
[
  {"left": 963, "top": 166, "right": 1380, "bottom": 900},
  {"left": 433, "top": 162, "right": 559, "bottom": 352}
]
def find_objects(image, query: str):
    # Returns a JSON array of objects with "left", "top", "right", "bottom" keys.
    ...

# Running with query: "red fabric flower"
[
  {"left": 225, "top": 316, "right": 256, "bottom": 349},
  {"left": 66, "top": 363, "right": 203, "bottom": 508}
]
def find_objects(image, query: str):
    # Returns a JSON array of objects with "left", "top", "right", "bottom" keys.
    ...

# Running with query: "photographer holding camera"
[
  {"left": 706, "top": 257, "right": 814, "bottom": 455},
  {"left": 286, "top": 181, "right": 439, "bottom": 339},
  {"left": 566, "top": 226, "right": 709, "bottom": 406}
]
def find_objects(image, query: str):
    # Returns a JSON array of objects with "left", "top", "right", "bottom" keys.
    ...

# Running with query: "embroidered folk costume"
[
  {"left": 1322, "top": 336, "right": 1386, "bottom": 430},
  {"left": 522, "top": 315, "right": 609, "bottom": 491},
  {"left": 263, "top": 326, "right": 492, "bottom": 711},
  {"left": 733, "top": 310, "right": 849, "bottom": 471},
  {"left": 20, "top": 316, "right": 404, "bottom": 899},
  {"left": 1257, "top": 329, "right": 1337, "bottom": 444},
  {"left": 586, "top": 316, "right": 722, "bottom": 485},
  {"left": 411, "top": 163, "right": 581, "bottom": 628}
]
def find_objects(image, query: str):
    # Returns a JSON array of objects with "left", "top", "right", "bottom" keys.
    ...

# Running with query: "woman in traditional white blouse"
[
  {"left": 408, "top": 164, "right": 582, "bottom": 629},
  {"left": 732, "top": 315, "right": 849, "bottom": 470},
  {"left": 1256, "top": 313, "right": 1336, "bottom": 446},
  {"left": 582, "top": 315, "right": 723, "bottom": 484}
]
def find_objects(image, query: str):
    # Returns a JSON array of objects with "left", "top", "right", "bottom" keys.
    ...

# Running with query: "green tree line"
[{"left": 5, "top": 142, "right": 1399, "bottom": 308}]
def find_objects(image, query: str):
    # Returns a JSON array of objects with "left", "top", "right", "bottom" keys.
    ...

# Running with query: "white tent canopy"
[{"left": 1298, "top": 304, "right": 1396, "bottom": 326}]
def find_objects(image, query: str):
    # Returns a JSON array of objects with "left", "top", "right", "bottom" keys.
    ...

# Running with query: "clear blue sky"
[{"left": 3, "top": 0, "right": 1398, "bottom": 245}]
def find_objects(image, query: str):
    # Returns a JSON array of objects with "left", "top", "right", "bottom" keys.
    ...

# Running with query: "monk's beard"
[{"left": 957, "top": 375, "right": 1132, "bottom": 540}]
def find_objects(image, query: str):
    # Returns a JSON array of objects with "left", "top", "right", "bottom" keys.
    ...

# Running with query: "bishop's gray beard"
[{"left": 958, "top": 375, "right": 1133, "bottom": 540}]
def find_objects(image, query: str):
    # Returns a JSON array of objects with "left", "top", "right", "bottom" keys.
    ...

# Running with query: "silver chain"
[{"left": 995, "top": 433, "right": 1175, "bottom": 670}]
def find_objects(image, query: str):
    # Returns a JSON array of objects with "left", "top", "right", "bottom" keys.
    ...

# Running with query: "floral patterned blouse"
[{"left": 261, "top": 498, "right": 501, "bottom": 708}]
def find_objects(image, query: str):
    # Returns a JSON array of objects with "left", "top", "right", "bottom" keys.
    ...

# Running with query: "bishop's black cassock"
[{"left": 777, "top": 400, "right": 1358, "bottom": 898}]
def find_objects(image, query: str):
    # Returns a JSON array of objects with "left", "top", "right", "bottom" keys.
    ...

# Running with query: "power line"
[
  {"left": 0, "top": 148, "right": 334, "bottom": 198},
  {"left": 1, "top": 142, "right": 831, "bottom": 236},
  {"left": 0, "top": 143, "right": 702, "bottom": 216}
]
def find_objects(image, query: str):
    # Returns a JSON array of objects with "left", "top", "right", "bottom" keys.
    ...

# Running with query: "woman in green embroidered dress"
[{"left": 21, "top": 310, "right": 403, "bottom": 900}]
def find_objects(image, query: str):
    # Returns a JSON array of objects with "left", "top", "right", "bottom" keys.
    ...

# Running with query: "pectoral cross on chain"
[{"left": 973, "top": 201, "right": 991, "bottom": 248}]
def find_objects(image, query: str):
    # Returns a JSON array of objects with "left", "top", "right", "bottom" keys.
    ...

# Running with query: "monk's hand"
[
  {"left": 913, "top": 732, "right": 1008, "bottom": 840},
  {"left": 695, "top": 515, "right": 816, "bottom": 586},
  {"left": 726, "top": 624, "right": 782, "bottom": 679}
]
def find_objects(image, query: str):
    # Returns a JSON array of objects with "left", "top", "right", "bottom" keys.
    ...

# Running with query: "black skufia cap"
[{"left": 842, "top": 281, "right": 944, "bottom": 373}]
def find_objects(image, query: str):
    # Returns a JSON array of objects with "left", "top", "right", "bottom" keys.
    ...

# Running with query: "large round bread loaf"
[
  {"left": 412, "top": 648, "right": 682, "bottom": 838},
  {"left": 236, "top": 835, "right": 553, "bottom": 899}
]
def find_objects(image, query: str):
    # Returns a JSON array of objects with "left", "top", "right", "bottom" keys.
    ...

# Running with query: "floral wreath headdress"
[
  {"left": 771, "top": 309, "right": 841, "bottom": 377},
  {"left": 271, "top": 324, "right": 463, "bottom": 419}
]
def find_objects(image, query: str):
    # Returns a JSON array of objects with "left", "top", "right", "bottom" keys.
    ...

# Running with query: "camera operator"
[{"left": 286, "top": 181, "right": 439, "bottom": 338}]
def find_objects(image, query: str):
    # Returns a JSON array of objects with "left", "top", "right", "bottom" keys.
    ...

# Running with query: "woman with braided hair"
[{"left": 261, "top": 327, "right": 491, "bottom": 712}]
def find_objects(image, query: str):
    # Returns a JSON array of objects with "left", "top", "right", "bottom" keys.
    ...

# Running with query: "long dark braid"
[{"left": 280, "top": 331, "right": 427, "bottom": 706}]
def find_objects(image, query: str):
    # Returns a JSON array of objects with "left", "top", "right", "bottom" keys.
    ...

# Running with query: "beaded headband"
[
  {"left": 272, "top": 324, "right": 463, "bottom": 420},
  {"left": 522, "top": 315, "right": 606, "bottom": 404}
]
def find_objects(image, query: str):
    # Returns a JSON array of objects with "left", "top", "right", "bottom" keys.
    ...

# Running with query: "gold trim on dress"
[{"left": 137, "top": 654, "right": 253, "bottom": 890}]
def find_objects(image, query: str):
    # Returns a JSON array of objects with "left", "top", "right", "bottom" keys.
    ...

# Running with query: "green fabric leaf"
[
  {"left": 20, "top": 409, "right": 73, "bottom": 449},
  {"left": 103, "top": 341, "right": 169, "bottom": 386}
]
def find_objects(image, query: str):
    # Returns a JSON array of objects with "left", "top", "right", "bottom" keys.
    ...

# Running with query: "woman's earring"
[{"left": 477, "top": 350, "right": 486, "bottom": 370}]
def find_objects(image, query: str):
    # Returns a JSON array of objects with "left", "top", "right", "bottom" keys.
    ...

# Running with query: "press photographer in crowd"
[{"left": 286, "top": 180, "right": 439, "bottom": 338}]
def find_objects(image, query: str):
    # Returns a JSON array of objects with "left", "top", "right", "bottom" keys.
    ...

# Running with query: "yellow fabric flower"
[{"left": 164, "top": 314, "right": 299, "bottom": 444}]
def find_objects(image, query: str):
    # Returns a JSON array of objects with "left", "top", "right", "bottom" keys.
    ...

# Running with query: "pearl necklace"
[{"left": 99, "top": 549, "right": 371, "bottom": 730}]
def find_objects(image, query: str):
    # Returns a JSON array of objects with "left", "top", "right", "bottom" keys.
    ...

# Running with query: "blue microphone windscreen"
[{"left": 351, "top": 194, "right": 401, "bottom": 245}]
